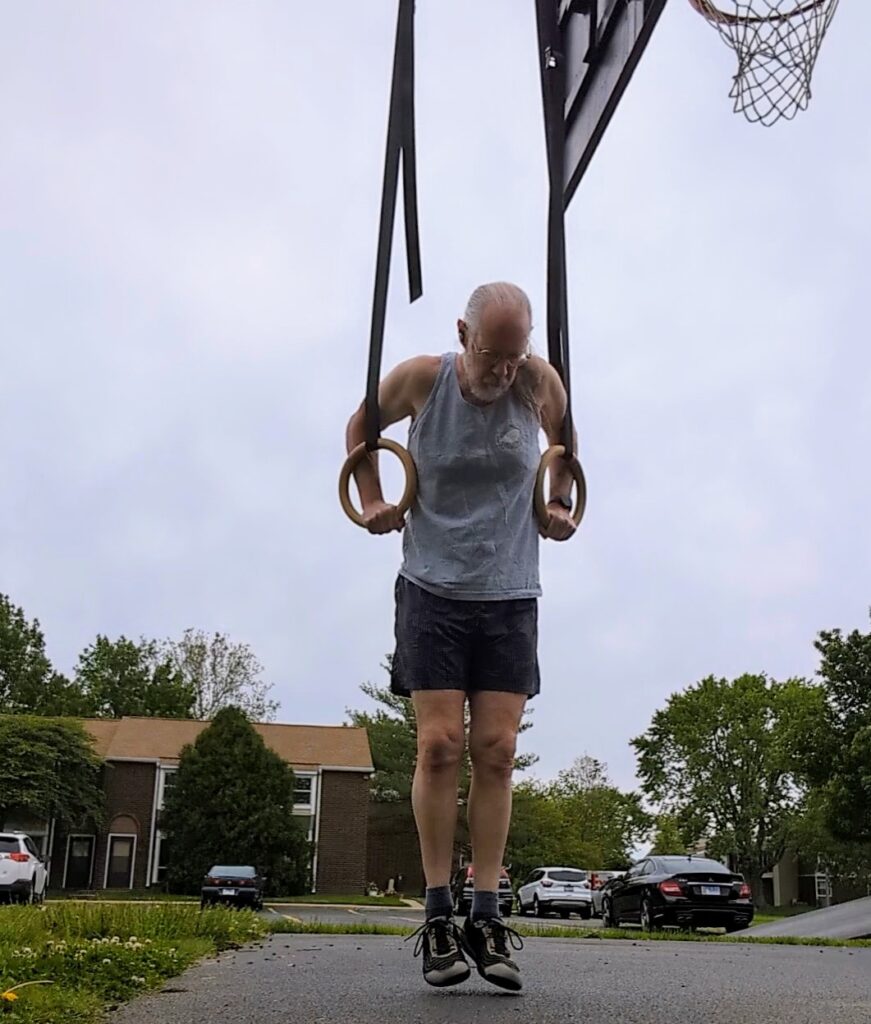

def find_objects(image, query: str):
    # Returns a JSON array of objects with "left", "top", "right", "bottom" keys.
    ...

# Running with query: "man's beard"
[{"left": 468, "top": 376, "right": 511, "bottom": 404}]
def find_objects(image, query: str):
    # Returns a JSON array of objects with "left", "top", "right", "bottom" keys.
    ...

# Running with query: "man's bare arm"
[{"left": 345, "top": 356, "right": 438, "bottom": 513}]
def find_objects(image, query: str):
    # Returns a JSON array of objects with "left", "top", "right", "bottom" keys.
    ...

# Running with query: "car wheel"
[
  {"left": 602, "top": 898, "right": 619, "bottom": 929},
  {"left": 725, "top": 921, "right": 747, "bottom": 934},
  {"left": 517, "top": 899, "right": 528, "bottom": 916},
  {"left": 21, "top": 882, "right": 35, "bottom": 906},
  {"left": 640, "top": 897, "right": 660, "bottom": 933},
  {"left": 533, "top": 895, "right": 543, "bottom": 917}
]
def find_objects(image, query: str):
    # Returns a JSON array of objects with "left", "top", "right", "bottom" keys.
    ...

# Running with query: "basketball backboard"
[{"left": 556, "top": 0, "right": 668, "bottom": 207}]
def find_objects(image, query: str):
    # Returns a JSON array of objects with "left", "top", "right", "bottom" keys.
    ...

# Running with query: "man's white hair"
[{"left": 463, "top": 282, "right": 532, "bottom": 333}]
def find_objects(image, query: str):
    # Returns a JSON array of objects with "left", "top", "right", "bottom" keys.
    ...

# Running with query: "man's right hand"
[{"left": 361, "top": 500, "right": 406, "bottom": 534}]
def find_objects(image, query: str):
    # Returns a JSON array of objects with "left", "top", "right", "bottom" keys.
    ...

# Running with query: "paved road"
[
  {"left": 265, "top": 904, "right": 600, "bottom": 931},
  {"left": 114, "top": 932, "right": 871, "bottom": 1024},
  {"left": 741, "top": 896, "right": 871, "bottom": 940}
]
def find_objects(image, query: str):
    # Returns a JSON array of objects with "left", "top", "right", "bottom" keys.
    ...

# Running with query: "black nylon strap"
[
  {"left": 535, "top": 0, "right": 575, "bottom": 461},
  {"left": 365, "top": 0, "right": 422, "bottom": 451}
]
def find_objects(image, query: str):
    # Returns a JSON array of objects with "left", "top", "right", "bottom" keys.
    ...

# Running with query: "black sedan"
[
  {"left": 200, "top": 865, "right": 264, "bottom": 910},
  {"left": 601, "top": 856, "right": 754, "bottom": 933}
]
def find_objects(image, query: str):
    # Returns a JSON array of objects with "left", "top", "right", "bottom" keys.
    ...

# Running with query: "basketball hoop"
[{"left": 689, "top": 0, "right": 840, "bottom": 125}]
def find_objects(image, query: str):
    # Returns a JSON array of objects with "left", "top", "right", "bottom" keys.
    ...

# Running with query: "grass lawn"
[
  {"left": 47, "top": 890, "right": 198, "bottom": 903},
  {"left": 266, "top": 894, "right": 406, "bottom": 907},
  {"left": 48, "top": 890, "right": 407, "bottom": 908},
  {"left": 0, "top": 903, "right": 268, "bottom": 1024},
  {"left": 265, "top": 916, "right": 871, "bottom": 949}
]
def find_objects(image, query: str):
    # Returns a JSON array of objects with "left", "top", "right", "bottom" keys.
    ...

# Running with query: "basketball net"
[{"left": 689, "top": 0, "right": 840, "bottom": 125}]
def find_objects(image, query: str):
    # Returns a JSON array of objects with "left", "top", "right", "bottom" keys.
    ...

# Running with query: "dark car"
[
  {"left": 451, "top": 864, "right": 514, "bottom": 918},
  {"left": 601, "top": 855, "right": 754, "bottom": 933},
  {"left": 200, "top": 865, "right": 264, "bottom": 911}
]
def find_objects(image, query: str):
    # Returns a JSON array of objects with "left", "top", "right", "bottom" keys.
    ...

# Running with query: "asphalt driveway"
[{"left": 113, "top": 931, "right": 871, "bottom": 1024}]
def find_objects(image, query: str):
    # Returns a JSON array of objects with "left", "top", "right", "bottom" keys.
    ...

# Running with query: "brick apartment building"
[{"left": 2, "top": 716, "right": 373, "bottom": 894}]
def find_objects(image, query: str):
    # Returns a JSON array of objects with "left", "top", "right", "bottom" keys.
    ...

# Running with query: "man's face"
[{"left": 459, "top": 303, "right": 531, "bottom": 404}]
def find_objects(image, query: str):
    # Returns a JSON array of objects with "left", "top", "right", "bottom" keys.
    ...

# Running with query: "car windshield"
[
  {"left": 210, "top": 866, "right": 255, "bottom": 877},
  {"left": 658, "top": 858, "right": 728, "bottom": 874},
  {"left": 0, "top": 838, "right": 19, "bottom": 853},
  {"left": 547, "top": 870, "right": 587, "bottom": 883}
]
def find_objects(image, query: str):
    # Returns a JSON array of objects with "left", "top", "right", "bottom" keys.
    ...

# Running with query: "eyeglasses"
[{"left": 469, "top": 344, "right": 530, "bottom": 370}]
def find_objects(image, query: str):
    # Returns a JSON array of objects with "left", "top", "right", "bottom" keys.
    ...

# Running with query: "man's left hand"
[{"left": 540, "top": 504, "right": 577, "bottom": 542}]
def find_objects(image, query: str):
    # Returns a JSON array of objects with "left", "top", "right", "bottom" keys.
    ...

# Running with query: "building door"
[
  {"left": 106, "top": 836, "right": 135, "bottom": 888},
  {"left": 66, "top": 837, "right": 95, "bottom": 889}
]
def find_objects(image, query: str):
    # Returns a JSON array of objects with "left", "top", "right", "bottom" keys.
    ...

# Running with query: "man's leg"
[
  {"left": 459, "top": 690, "right": 527, "bottom": 991},
  {"left": 466, "top": 691, "right": 526, "bottom": 902},
  {"left": 411, "top": 690, "right": 467, "bottom": 910},
  {"left": 408, "top": 689, "right": 472, "bottom": 988}
]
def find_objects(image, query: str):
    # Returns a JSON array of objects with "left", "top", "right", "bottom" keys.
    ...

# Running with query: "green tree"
[
  {"left": 506, "top": 757, "right": 650, "bottom": 884},
  {"left": 649, "top": 813, "right": 692, "bottom": 856},
  {"left": 806, "top": 613, "right": 871, "bottom": 841},
  {"left": 787, "top": 789, "right": 871, "bottom": 894},
  {"left": 632, "top": 674, "right": 827, "bottom": 906},
  {"left": 75, "top": 636, "right": 195, "bottom": 719},
  {"left": 547, "top": 757, "right": 651, "bottom": 868},
  {"left": 157, "top": 630, "right": 278, "bottom": 722},
  {"left": 161, "top": 707, "right": 309, "bottom": 895},
  {"left": 0, "top": 715, "right": 104, "bottom": 829},
  {"left": 505, "top": 778, "right": 582, "bottom": 884},
  {"left": 0, "top": 594, "right": 88, "bottom": 716}
]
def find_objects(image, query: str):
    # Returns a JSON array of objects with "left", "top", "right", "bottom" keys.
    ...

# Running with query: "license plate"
[
  {"left": 700, "top": 885, "right": 721, "bottom": 896},
  {"left": 220, "top": 888, "right": 236, "bottom": 896},
  {"left": 565, "top": 884, "right": 574, "bottom": 891}
]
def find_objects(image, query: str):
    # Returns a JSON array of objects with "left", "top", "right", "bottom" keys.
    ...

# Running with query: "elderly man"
[{"left": 345, "top": 282, "right": 576, "bottom": 991}]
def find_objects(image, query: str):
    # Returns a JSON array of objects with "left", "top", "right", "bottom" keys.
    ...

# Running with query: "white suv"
[
  {"left": 517, "top": 866, "right": 592, "bottom": 919},
  {"left": 0, "top": 832, "right": 48, "bottom": 904}
]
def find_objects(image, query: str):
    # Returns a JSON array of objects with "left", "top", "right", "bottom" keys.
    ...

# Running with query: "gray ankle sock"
[
  {"left": 425, "top": 885, "right": 453, "bottom": 921},
  {"left": 471, "top": 890, "right": 500, "bottom": 922}
]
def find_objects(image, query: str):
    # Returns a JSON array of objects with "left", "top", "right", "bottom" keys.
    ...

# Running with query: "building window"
[
  {"left": 159, "top": 770, "right": 178, "bottom": 810},
  {"left": 154, "top": 833, "right": 171, "bottom": 885},
  {"left": 293, "top": 775, "right": 313, "bottom": 808}
]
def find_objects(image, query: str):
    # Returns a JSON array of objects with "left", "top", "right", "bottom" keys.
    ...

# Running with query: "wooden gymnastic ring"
[
  {"left": 339, "top": 438, "right": 418, "bottom": 529},
  {"left": 533, "top": 445, "right": 587, "bottom": 530}
]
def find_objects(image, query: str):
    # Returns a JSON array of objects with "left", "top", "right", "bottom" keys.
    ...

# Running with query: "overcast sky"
[{"left": 2, "top": 1, "right": 869, "bottom": 796}]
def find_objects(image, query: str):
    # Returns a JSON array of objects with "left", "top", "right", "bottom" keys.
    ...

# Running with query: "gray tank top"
[{"left": 399, "top": 352, "right": 542, "bottom": 600}]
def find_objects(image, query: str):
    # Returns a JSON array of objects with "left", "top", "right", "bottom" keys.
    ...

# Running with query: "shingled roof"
[{"left": 79, "top": 717, "right": 373, "bottom": 772}]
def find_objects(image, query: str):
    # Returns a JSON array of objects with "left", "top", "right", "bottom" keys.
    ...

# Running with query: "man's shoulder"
[
  {"left": 401, "top": 354, "right": 443, "bottom": 379},
  {"left": 527, "top": 354, "right": 559, "bottom": 385},
  {"left": 393, "top": 354, "right": 443, "bottom": 395}
]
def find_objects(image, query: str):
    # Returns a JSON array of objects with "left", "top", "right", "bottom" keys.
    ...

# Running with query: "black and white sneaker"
[
  {"left": 461, "top": 916, "right": 524, "bottom": 991},
  {"left": 406, "top": 916, "right": 471, "bottom": 988}
]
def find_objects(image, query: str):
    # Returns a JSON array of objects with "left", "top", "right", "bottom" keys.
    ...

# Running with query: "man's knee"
[
  {"left": 469, "top": 732, "right": 517, "bottom": 779},
  {"left": 417, "top": 729, "right": 464, "bottom": 772}
]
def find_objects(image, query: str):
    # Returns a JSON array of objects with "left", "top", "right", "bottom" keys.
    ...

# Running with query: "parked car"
[
  {"left": 589, "top": 870, "right": 625, "bottom": 917},
  {"left": 601, "top": 855, "right": 754, "bottom": 933},
  {"left": 0, "top": 832, "right": 48, "bottom": 905},
  {"left": 451, "top": 865, "right": 514, "bottom": 917},
  {"left": 200, "top": 865, "right": 264, "bottom": 910},
  {"left": 517, "top": 866, "right": 592, "bottom": 919}
]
